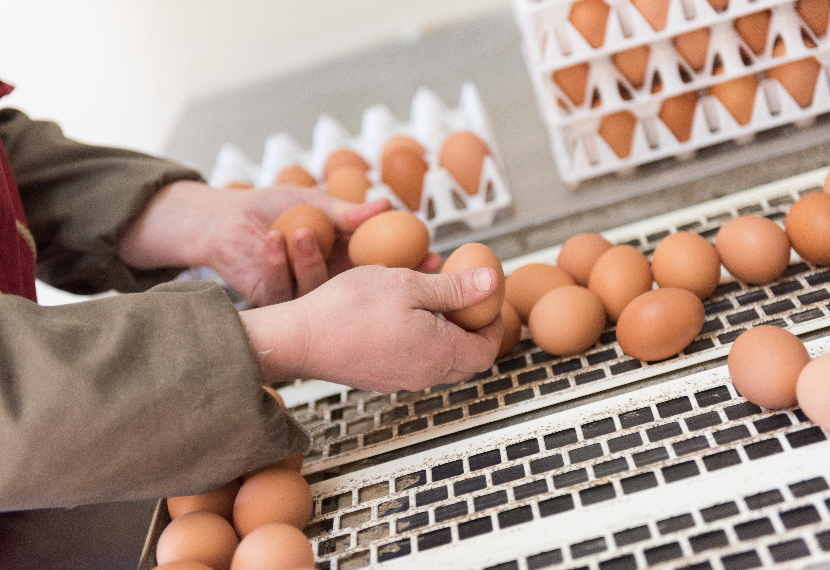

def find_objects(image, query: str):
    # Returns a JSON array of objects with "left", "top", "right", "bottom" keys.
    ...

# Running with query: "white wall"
[{"left": 1, "top": 0, "right": 509, "bottom": 156}]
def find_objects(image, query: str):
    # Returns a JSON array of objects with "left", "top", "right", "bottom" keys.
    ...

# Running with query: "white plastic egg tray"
[
  {"left": 207, "top": 83, "right": 512, "bottom": 238},
  {"left": 512, "top": 0, "right": 830, "bottom": 184}
]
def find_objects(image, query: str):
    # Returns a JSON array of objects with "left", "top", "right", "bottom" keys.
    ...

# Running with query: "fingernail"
[
  {"left": 473, "top": 268, "right": 492, "bottom": 292},
  {"left": 297, "top": 234, "right": 316, "bottom": 254}
]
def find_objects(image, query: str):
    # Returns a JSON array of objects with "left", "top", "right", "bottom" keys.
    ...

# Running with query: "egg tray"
[
  {"left": 207, "top": 83, "right": 512, "bottom": 239},
  {"left": 273, "top": 167, "right": 830, "bottom": 475},
  {"left": 138, "top": 167, "right": 830, "bottom": 569},
  {"left": 511, "top": 0, "right": 830, "bottom": 184}
]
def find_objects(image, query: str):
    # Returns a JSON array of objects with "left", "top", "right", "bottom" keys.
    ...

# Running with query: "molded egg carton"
[
  {"left": 512, "top": 0, "right": 830, "bottom": 184},
  {"left": 208, "top": 83, "right": 512, "bottom": 238}
]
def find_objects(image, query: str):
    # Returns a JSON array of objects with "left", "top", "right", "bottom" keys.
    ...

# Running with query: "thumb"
[{"left": 411, "top": 267, "right": 499, "bottom": 313}]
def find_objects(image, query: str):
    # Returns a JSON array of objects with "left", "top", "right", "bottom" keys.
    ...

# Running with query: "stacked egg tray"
[
  {"left": 139, "top": 168, "right": 830, "bottom": 569},
  {"left": 207, "top": 83, "right": 512, "bottom": 238},
  {"left": 511, "top": 0, "right": 830, "bottom": 185}
]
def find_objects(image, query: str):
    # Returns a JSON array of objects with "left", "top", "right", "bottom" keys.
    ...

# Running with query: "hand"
[
  {"left": 238, "top": 265, "right": 503, "bottom": 393},
  {"left": 117, "top": 180, "right": 442, "bottom": 307}
]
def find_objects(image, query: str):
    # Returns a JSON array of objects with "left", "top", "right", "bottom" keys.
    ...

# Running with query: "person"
[{"left": 0, "top": 80, "right": 503, "bottom": 513}]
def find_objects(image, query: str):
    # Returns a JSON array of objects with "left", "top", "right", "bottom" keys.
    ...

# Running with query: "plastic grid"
[{"left": 512, "top": 0, "right": 830, "bottom": 183}]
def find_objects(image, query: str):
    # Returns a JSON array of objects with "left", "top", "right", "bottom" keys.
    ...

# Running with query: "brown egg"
[
  {"left": 613, "top": 45, "right": 650, "bottom": 89},
  {"left": 588, "top": 245, "right": 653, "bottom": 323},
  {"left": 767, "top": 57, "right": 822, "bottom": 108},
  {"left": 785, "top": 192, "right": 830, "bottom": 265},
  {"left": 598, "top": 110, "right": 638, "bottom": 158},
  {"left": 274, "top": 165, "right": 316, "bottom": 187},
  {"left": 270, "top": 205, "right": 336, "bottom": 268},
  {"left": 631, "top": 0, "right": 669, "bottom": 31},
  {"left": 167, "top": 480, "right": 242, "bottom": 523},
  {"left": 230, "top": 523, "right": 314, "bottom": 570},
  {"left": 658, "top": 91, "right": 699, "bottom": 143},
  {"left": 616, "top": 288, "right": 704, "bottom": 362},
  {"left": 348, "top": 210, "right": 430, "bottom": 269},
  {"left": 734, "top": 10, "right": 771, "bottom": 55},
  {"left": 529, "top": 285, "right": 606, "bottom": 356},
  {"left": 707, "top": 0, "right": 729, "bottom": 12},
  {"left": 505, "top": 263, "right": 576, "bottom": 324},
  {"left": 673, "top": 28, "right": 711, "bottom": 72},
  {"left": 652, "top": 232, "right": 721, "bottom": 299},
  {"left": 382, "top": 147, "right": 428, "bottom": 211},
  {"left": 154, "top": 562, "right": 216, "bottom": 570},
  {"left": 557, "top": 233, "right": 614, "bottom": 286},
  {"left": 709, "top": 74, "right": 759, "bottom": 126},
  {"left": 553, "top": 63, "right": 591, "bottom": 107},
  {"left": 728, "top": 325, "right": 810, "bottom": 409},
  {"left": 797, "top": 0, "right": 830, "bottom": 37},
  {"left": 715, "top": 215, "right": 791, "bottom": 284},
  {"left": 381, "top": 134, "right": 426, "bottom": 161},
  {"left": 233, "top": 467, "right": 313, "bottom": 537},
  {"left": 441, "top": 243, "right": 506, "bottom": 331},
  {"left": 796, "top": 352, "right": 830, "bottom": 429},
  {"left": 156, "top": 511, "right": 238, "bottom": 570},
  {"left": 224, "top": 181, "right": 254, "bottom": 190},
  {"left": 569, "top": 0, "right": 610, "bottom": 48},
  {"left": 326, "top": 166, "right": 372, "bottom": 203},
  {"left": 439, "top": 131, "right": 490, "bottom": 196},
  {"left": 323, "top": 148, "right": 370, "bottom": 181},
  {"left": 498, "top": 301, "right": 523, "bottom": 359}
]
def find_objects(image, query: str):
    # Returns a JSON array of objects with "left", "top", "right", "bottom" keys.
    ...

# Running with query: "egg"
[
  {"left": 651, "top": 231, "right": 721, "bottom": 299},
  {"left": 528, "top": 285, "right": 606, "bottom": 355},
  {"left": 348, "top": 210, "right": 430, "bottom": 269},
  {"left": 709, "top": 74, "right": 759, "bottom": 126},
  {"left": 156, "top": 511, "right": 238, "bottom": 570},
  {"left": 588, "top": 244, "right": 653, "bottom": 323},
  {"left": 658, "top": 91, "right": 699, "bottom": 143},
  {"left": 323, "top": 148, "right": 370, "bottom": 181},
  {"left": 796, "top": 352, "right": 830, "bottom": 429},
  {"left": 381, "top": 147, "right": 428, "bottom": 211},
  {"left": 785, "top": 192, "right": 830, "bottom": 265},
  {"left": 767, "top": 56, "right": 822, "bottom": 109},
  {"left": 326, "top": 166, "right": 372, "bottom": 203},
  {"left": 631, "top": 0, "right": 669, "bottom": 31},
  {"left": 498, "top": 300, "right": 523, "bottom": 359},
  {"left": 673, "top": 28, "right": 711, "bottom": 72},
  {"left": 233, "top": 467, "right": 313, "bottom": 537},
  {"left": 381, "top": 134, "right": 426, "bottom": 161},
  {"left": 728, "top": 325, "right": 810, "bottom": 409},
  {"left": 616, "top": 288, "right": 704, "bottom": 362},
  {"left": 441, "top": 243, "right": 506, "bottom": 331},
  {"left": 270, "top": 205, "right": 336, "bottom": 269},
  {"left": 825, "top": 169, "right": 830, "bottom": 193},
  {"left": 715, "top": 215, "right": 791, "bottom": 284},
  {"left": 230, "top": 523, "right": 315, "bottom": 570},
  {"left": 707, "top": 0, "right": 729, "bottom": 12},
  {"left": 224, "top": 181, "right": 254, "bottom": 190},
  {"left": 439, "top": 131, "right": 490, "bottom": 196},
  {"left": 167, "top": 479, "right": 242, "bottom": 523},
  {"left": 598, "top": 110, "right": 638, "bottom": 158},
  {"left": 568, "top": 0, "right": 610, "bottom": 48},
  {"left": 505, "top": 263, "right": 576, "bottom": 324},
  {"left": 796, "top": 0, "right": 830, "bottom": 37},
  {"left": 274, "top": 165, "right": 316, "bottom": 187},
  {"left": 553, "top": 62, "right": 591, "bottom": 107},
  {"left": 557, "top": 233, "right": 613, "bottom": 286},
  {"left": 733, "top": 10, "right": 771, "bottom": 55},
  {"left": 613, "top": 45, "right": 650, "bottom": 89}
]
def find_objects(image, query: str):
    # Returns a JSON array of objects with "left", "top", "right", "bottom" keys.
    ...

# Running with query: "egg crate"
[
  {"left": 277, "top": 167, "right": 830, "bottom": 475},
  {"left": 207, "top": 83, "right": 512, "bottom": 238},
  {"left": 511, "top": 0, "right": 830, "bottom": 184},
  {"left": 301, "top": 343, "right": 830, "bottom": 570}
]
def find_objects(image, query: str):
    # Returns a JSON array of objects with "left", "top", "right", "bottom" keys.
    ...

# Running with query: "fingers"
[
  {"left": 290, "top": 229, "right": 329, "bottom": 297},
  {"left": 405, "top": 267, "right": 500, "bottom": 314},
  {"left": 260, "top": 231, "right": 297, "bottom": 305},
  {"left": 413, "top": 251, "right": 443, "bottom": 274},
  {"left": 446, "top": 314, "right": 503, "bottom": 377},
  {"left": 329, "top": 198, "right": 391, "bottom": 233}
]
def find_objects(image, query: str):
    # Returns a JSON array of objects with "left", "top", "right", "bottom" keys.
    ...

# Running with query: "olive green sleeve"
[
  {"left": 0, "top": 280, "right": 310, "bottom": 511},
  {"left": 0, "top": 108, "right": 205, "bottom": 295}
]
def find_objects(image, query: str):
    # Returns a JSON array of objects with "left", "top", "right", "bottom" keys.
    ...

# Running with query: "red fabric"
[{"left": 0, "top": 80, "right": 37, "bottom": 301}]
